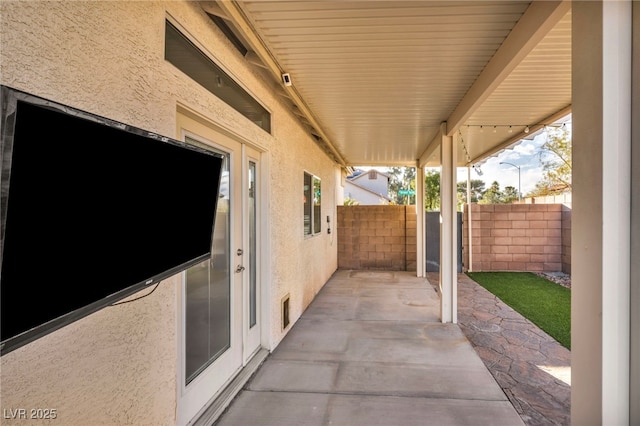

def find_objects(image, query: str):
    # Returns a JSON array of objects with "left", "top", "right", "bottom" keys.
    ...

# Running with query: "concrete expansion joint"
[{"left": 217, "top": 271, "right": 527, "bottom": 426}]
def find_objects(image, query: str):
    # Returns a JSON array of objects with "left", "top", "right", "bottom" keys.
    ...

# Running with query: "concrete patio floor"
[{"left": 215, "top": 270, "right": 525, "bottom": 426}]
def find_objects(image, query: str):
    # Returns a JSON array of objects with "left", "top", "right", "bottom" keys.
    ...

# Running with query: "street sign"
[{"left": 398, "top": 189, "right": 415, "bottom": 195}]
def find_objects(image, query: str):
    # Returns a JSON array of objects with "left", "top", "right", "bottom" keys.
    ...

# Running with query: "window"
[
  {"left": 303, "top": 172, "right": 322, "bottom": 236},
  {"left": 165, "top": 20, "right": 271, "bottom": 133},
  {"left": 206, "top": 14, "right": 248, "bottom": 56}
]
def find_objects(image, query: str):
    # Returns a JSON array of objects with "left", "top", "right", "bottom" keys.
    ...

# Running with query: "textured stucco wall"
[
  {"left": 0, "top": 1, "right": 338, "bottom": 424},
  {"left": 268, "top": 112, "right": 339, "bottom": 342},
  {"left": 0, "top": 276, "right": 180, "bottom": 426}
]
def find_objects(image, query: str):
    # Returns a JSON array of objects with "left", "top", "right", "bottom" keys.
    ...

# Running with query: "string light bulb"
[{"left": 466, "top": 122, "right": 570, "bottom": 134}]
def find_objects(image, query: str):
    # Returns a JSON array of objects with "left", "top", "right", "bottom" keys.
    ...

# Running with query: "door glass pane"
[
  {"left": 185, "top": 149, "right": 230, "bottom": 384},
  {"left": 249, "top": 161, "right": 257, "bottom": 328}
]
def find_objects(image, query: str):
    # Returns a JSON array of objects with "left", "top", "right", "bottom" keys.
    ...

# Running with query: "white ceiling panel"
[{"left": 217, "top": 0, "right": 571, "bottom": 167}]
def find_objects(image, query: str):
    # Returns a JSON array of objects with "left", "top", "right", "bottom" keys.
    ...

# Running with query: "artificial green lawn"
[{"left": 466, "top": 272, "right": 571, "bottom": 350}]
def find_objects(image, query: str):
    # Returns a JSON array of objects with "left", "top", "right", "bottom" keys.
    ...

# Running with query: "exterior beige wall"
[
  {"left": 0, "top": 276, "right": 180, "bottom": 426},
  {"left": 0, "top": 1, "right": 338, "bottom": 424},
  {"left": 269, "top": 115, "right": 340, "bottom": 339}
]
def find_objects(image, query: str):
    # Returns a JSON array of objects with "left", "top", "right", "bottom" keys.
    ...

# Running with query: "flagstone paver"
[{"left": 433, "top": 273, "right": 571, "bottom": 426}]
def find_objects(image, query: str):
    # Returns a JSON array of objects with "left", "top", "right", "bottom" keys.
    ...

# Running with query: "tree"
[
  {"left": 388, "top": 166, "right": 416, "bottom": 205},
  {"left": 457, "top": 179, "right": 486, "bottom": 204},
  {"left": 343, "top": 197, "right": 359, "bottom": 206},
  {"left": 502, "top": 186, "right": 519, "bottom": 204},
  {"left": 479, "top": 181, "right": 504, "bottom": 204},
  {"left": 424, "top": 169, "right": 440, "bottom": 211},
  {"left": 528, "top": 127, "right": 572, "bottom": 197},
  {"left": 387, "top": 167, "right": 403, "bottom": 203}
]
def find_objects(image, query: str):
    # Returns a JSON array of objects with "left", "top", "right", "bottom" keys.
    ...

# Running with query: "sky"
[
  {"left": 459, "top": 132, "right": 548, "bottom": 196},
  {"left": 361, "top": 121, "right": 570, "bottom": 198}
]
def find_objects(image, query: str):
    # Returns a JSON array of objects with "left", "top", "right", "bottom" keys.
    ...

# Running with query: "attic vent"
[
  {"left": 207, "top": 14, "right": 248, "bottom": 56},
  {"left": 368, "top": 170, "right": 377, "bottom": 180}
]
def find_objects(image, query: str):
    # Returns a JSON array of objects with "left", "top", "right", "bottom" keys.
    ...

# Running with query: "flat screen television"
[{"left": 0, "top": 85, "right": 224, "bottom": 355}]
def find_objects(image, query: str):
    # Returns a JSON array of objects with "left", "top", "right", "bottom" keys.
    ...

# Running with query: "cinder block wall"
[
  {"left": 463, "top": 204, "right": 571, "bottom": 273},
  {"left": 405, "top": 207, "right": 417, "bottom": 271},
  {"left": 337, "top": 205, "right": 416, "bottom": 271},
  {"left": 561, "top": 205, "right": 572, "bottom": 274}
]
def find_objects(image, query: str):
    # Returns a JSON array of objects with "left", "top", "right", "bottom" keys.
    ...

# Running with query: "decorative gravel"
[{"left": 534, "top": 272, "right": 571, "bottom": 289}]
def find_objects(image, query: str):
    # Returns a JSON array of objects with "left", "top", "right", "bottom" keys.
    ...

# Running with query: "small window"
[
  {"left": 304, "top": 172, "right": 322, "bottom": 236},
  {"left": 368, "top": 170, "right": 377, "bottom": 180}
]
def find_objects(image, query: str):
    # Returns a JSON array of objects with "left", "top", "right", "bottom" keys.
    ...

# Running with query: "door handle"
[{"left": 235, "top": 265, "right": 245, "bottom": 273}]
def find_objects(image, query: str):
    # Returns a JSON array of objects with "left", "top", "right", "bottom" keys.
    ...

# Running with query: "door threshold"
[{"left": 191, "top": 348, "right": 269, "bottom": 426}]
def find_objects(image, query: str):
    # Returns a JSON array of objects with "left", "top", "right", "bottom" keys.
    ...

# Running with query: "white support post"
[
  {"left": 631, "top": 3, "right": 640, "bottom": 423},
  {"left": 415, "top": 162, "right": 425, "bottom": 277},
  {"left": 572, "top": 1, "right": 632, "bottom": 424},
  {"left": 466, "top": 166, "right": 473, "bottom": 273},
  {"left": 601, "top": 3, "right": 631, "bottom": 422},
  {"left": 439, "top": 123, "right": 457, "bottom": 323}
]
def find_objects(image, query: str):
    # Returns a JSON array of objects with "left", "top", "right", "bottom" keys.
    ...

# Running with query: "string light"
[
  {"left": 465, "top": 122, "right": 570, "bottom": 134},
  {"left": 459, "top": 120, "right": 570, "bottom": 180},
  {"left": 457, "top": 129, "right": 472, "bottom": 164},
  {"left": 461, "top": 130, "right": 482, "bottom": 184}
]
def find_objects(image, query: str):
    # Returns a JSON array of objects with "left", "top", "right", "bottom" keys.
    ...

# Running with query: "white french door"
[{"left": 176, "top": 111, "right": 262, "bottom": 425}]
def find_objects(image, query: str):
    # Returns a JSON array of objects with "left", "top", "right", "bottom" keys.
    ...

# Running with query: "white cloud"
[
  {"left": 433, "top": 129, "right": 568, "bottom": 197},
  {"left": 514, "top": 141, "right": 538, "bottom": 156},
  {"left": 458, "top": 136, "right": 547, "bottom": 196}
]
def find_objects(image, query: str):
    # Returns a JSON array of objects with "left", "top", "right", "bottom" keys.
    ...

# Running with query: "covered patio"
[
  {"left": 206, "top": 1, "right": 637, "bottom": 423},
  {"left": 0, "top": 1, "right": 636, "bottom": 425}
]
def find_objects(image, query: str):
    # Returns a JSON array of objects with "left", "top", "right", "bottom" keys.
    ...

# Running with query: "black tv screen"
[{"left": 0, "top": 86, "right": 223, "bottom": 355}]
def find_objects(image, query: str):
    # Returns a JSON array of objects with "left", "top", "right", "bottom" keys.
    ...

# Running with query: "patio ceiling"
[{"left": 205, "top": 1, "right": 571, "bottom": 168}]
